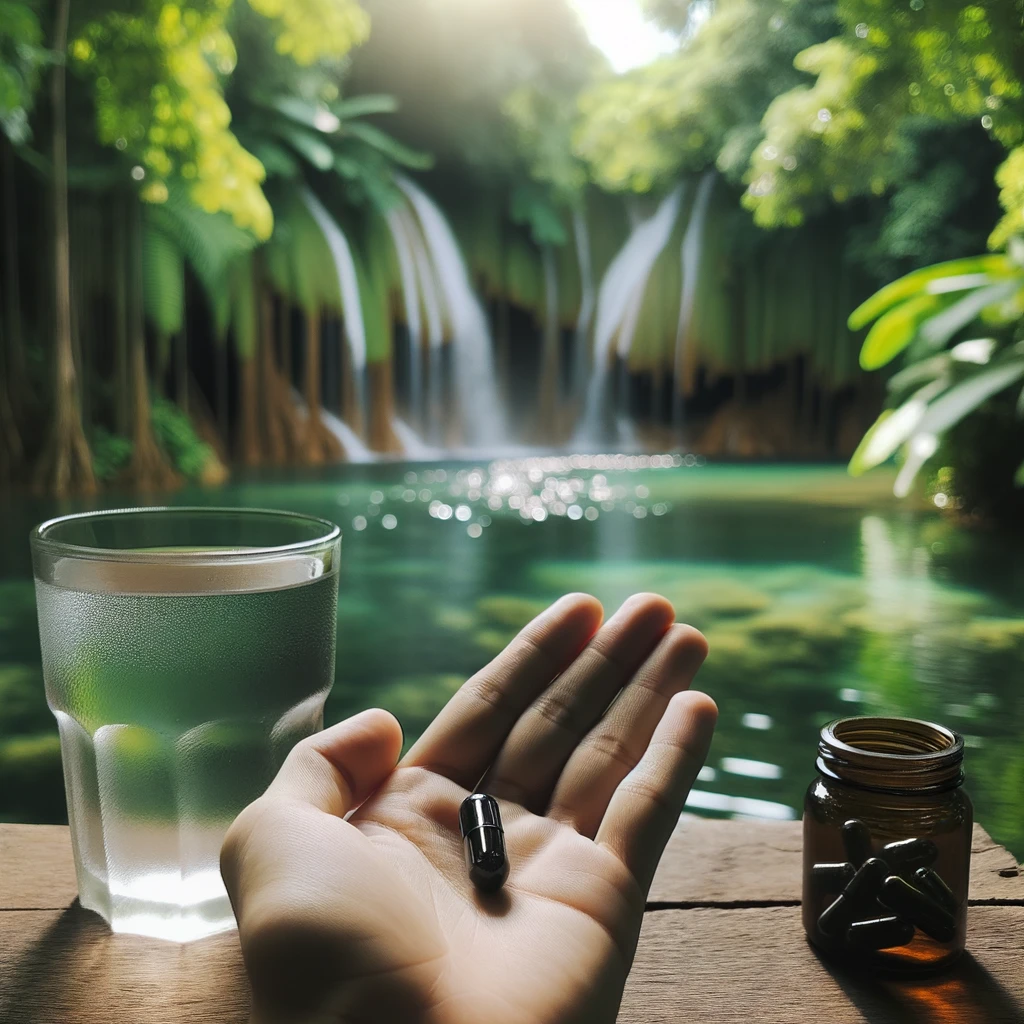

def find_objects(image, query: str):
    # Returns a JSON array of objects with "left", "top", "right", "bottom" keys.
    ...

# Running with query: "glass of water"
[{"left": 31, "top": 507, "right": 341, "bottom": 942}]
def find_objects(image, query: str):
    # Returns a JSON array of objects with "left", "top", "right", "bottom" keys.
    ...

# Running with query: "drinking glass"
[{"left": 31, "top": 507, "right": 341, "bottom": 942}]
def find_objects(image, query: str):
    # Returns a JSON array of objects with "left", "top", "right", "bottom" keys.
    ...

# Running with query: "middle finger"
[{"left": 482, "top": 593, "right": 675, "bottom": 810}]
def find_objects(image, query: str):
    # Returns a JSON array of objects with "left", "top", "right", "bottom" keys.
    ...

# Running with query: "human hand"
[{"left": 221, "top": 593, "right": 716, "bottom": 1024}]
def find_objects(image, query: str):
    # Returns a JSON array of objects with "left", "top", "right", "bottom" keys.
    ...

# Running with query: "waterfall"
[
  {"left": 320, "top": 408, "right": 376, "bottom": 463},
  {"left": 301, "top": 190, "right": 366, "bottom": 372},
  {"left": 383, "top": 208, "right": 427, "bottom": 427},
  {"left": 396, "top": 175, "right": 507, "bottom": 449},
  {"left": 302, "top": 189, "right": 369, "bottom": 436},
  {"left": 391, "top": 416, "right": 442, "bottom": 459},
  {"left": 673, "top": 171, "right": 716, "bottom": 431},
  {"left": 571, "top": 207, "right": 595, "bottom": 398},
  {"left": 576, "top": 185, "right": 684, "bottom": 444}
]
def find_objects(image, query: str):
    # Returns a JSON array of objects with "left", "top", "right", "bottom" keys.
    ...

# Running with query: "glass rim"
[{"left": 31, "top": 506, "right": 341, "bottom": 565}]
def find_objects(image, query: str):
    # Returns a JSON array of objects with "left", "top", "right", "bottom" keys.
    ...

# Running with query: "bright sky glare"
[{"left": 571, "top": 0, "right": 679, "bottom": 73}]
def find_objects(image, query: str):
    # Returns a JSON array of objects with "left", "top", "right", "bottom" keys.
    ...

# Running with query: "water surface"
[{"left": 3, "top": 461, "right": 1023, "bottom": 857}]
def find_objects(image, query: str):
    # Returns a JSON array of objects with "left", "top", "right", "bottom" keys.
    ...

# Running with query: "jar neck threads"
[{"left": 817, "top": 717, "right": 964, "bottom": 794}]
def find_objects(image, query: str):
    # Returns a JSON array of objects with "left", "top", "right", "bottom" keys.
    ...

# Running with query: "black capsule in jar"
[
  {"left": 459, "top": 793, "right": 509, "bottom": 893},
  {"left": 803, "top": 717, "right": 971, "bottom": 973}
]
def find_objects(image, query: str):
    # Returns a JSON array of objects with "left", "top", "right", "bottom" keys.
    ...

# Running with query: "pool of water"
[{"left": 3, "top": 460, "right": 1023, "bottom": 857}]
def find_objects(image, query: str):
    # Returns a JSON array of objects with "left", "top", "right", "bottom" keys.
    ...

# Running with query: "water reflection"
[{"left": 1, "top": 464, "right": 1023, "bottom": 858}]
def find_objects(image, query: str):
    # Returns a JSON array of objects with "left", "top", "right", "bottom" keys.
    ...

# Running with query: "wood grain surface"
[{"left": 2, "top": 819, "right": 1021, "bottom": 1023}]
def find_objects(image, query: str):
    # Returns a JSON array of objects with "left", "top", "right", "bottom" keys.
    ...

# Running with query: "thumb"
[{"left": 266, "top": 708, "right": 403, "bottom": 816}]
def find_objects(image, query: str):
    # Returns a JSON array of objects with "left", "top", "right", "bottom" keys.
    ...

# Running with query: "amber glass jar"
[{"left": 803, "top": 717, "right": 971, "bottom": 973}]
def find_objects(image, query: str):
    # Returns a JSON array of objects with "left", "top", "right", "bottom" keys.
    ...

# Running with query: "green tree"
[
  {"left": 744, "top": 0, "right": 1024, "bottom": 245},
  {"left": 573, "top": 0, "right": 839, "bottom": 193}
]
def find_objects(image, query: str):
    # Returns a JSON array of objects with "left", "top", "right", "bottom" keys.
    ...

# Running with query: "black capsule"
[
  {"left": 459, "top": 793, "right": 508, "bottom": 893},
  {"left": 879, "top": 875, "right": 956, "bottom": 943},
  {"left": 811, "top": 862, "right": 856, "bottom": 891},
  {"left": 914, "top": 867, "right": 958, "bottom": 914},
  {"left": 841, "top": 819, "right": 873, "bottom": 867},
  {"left": 817, "top": 858, "right": 886, "bottom": 937},
  {"left": 882, "top": 837, "right": 939, "bottom": 871},
  {"left": 846, "top": 915, "right": 915, "bottom": 951}
]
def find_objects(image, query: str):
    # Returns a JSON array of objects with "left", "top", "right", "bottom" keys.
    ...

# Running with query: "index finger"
[{"left": 401, "top": 593, "right": 603, "bottom": 788}]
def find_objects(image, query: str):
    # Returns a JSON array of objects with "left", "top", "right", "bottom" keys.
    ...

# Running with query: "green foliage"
[
  {"left": 744, "top": 0, "right": 1024, "bottom": 244},
  {"left": 0, "top": 0, "right": 49, "bottom": 144},
  {"left": 850, "top": 246, "right": 1024, "bottom": 496},
  {"left": 150, "top": 396, "right": 216, "bottom": 477},
  {"left": 93, "top": 402, "right": 215, "bottom": 481},
  {"left": 142, "top": 221, "right": 185, "bottom": 337},
  {"left": 574, "top": 0, "right": 838, "bottom": 193},
  {"left": 91, "top": 427, "right": 133, "bottom": 481}
]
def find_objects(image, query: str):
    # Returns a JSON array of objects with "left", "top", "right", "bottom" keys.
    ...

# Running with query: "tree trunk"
[
  {"left": 258, "top": 293, "right": 297, "bottom": 464},
  {"left": 238, "top": 352, "right": 261, "bottom": 466},
  {"left": 175, "top": 330, "right": 188, "bottom": 412},
  {"left": 367, "top": 359, "right": 401, "bottom": 454},
  {"left": 126, "top": 199, "right": 177, "bottom": 490},
  {"left": 33, "top": 0, "right": 96, "bottom": 498},
  {"left": 2, "top": 139, "right": 28, "bottom": 420},
  {"left": 301, "top": 309, "right": 341, "bottom": 463},
  {"left": 112, "top": 200, "right": 130, "bottom": 435}
]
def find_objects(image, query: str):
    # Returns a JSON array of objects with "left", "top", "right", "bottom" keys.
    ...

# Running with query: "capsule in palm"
[{"left": 459, "top": 793, "right": 509, "bottom": 893}]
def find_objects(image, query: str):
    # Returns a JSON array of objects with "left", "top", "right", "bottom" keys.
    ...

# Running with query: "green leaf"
[
  {"left": 141, "top": 223, "right": 184, "bottom": 336},
  {"left": 919, "top": 280, "right": 1020, "bottom": 349},
  {"left": 282, "top": 127, "right": 335, "bottom": 171},
  {"left": 333, "top": 94, "right": 399, "bottom": 120},
  {"left": 146, "top": 184, "right": 257, "bottom": 306},
  {"left": 885, "top": 354, "right": 950, "bottom": 395},
  {"left": 848, "top": 256, "right": 1010, "bottom": 330},
  {"left": 270, "top": 97, "right": 330, "bottom": 130},
  {"left": 1015, "top": 460, "right": 1024, "bottom": 487},
  {"left": 859, "top": 293, "right": 945, "bottom": 371},
  {"left": 342, "top": 122, "right": 434, "bottom": 169},
  {"left": 250, "top": 140, "right": 300, "bottom": 179},
  {"left": 915, "top": 357, "right": 1024, "bottom": 438},
  {"left": 848, "top": 377, "right": 948, "bottom": 476}
]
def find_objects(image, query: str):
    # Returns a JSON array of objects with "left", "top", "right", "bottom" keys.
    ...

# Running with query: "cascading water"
[
  {"left": 391, "top": 417, "right": 442, "bottom": 459},
  {"left": 383, "top": 208, "right": 427, "bottom": 429},
  {"left": 673, "top": 171, "right": 716, "bottom": 431},
  {"left": 576, "top": 185, "right": 684, "bottom": 445},
  {"left": 320, "top": 408, "right": 376, "bottom": 463},
  {"left": 571, "top": 208, "right": 595, "bottom": 398},
  {"left": 302, "top": 190, "right": 368, "bottom": 423},
  {"left": 396, "top": 175, "right": 507, "bottom": 449}
]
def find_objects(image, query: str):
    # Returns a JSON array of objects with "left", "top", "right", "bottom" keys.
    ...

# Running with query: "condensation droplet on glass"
[
  {"left": 817, "top": 108, "right": 832, "bottom": 123},
  {"left": 455, "top": 505, "right": 472, "bottom": 522},
  {"left": 762, "top": 145, "right": 778, "bottom": 160},
  {"left": 131, "top": 165, "right": 146, "bottom": 181},
  {"left": 769, "top": 15, "right": 784, "bottom": 30},
  {"left": 782, "top": 155, "right": 798, "bottom": 171},
  {"left": 381, "top": 514, "right": 397, "bottom": 530},
  {"left": 981, "top": 115, "right": 993, "bottom": 130},
  {"left": 909, "top": 0, "right": 923, "bottom": 9},
  {"left": 467, "top": 523, "right": 483, "bottom": 539},
  {"left": 584, "top": 506, "right": 599, "bottom": 521},
  {"left": 855, "top": 23, "right": 869, "bottom": 38},
  {"left": 352, "top": 516, "right": 367, "bottom": 532},
  {"left": 944, "top": 83, "right": 955, "bottom": 96},
  {"left": 115, "top": 137, "right": 127, "bottom": 150}
]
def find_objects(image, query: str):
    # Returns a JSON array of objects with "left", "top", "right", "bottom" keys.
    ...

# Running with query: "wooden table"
[{"left": 2, "top": 819, "right": 1022, "bottom": 1022}]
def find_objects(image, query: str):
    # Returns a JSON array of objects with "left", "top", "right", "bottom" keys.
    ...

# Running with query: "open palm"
[{"left": 222, "top": 593, "right": 716, "bottom": 1024}]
